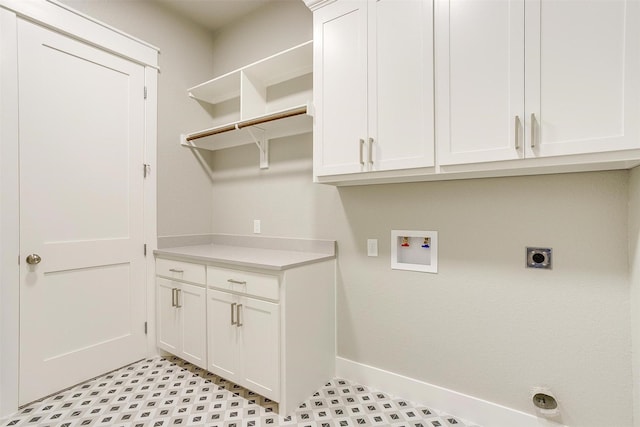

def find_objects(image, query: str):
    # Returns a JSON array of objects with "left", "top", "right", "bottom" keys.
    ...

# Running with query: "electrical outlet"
[
  {"left": 367, "top": 239, "right": 378, "bottom": 257},
  {"left": 253, "top": 220, "right": 261, "bottom": 234}
]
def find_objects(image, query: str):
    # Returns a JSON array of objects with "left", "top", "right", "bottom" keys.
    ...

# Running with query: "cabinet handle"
[
  {"left": 530, "top": 113, "right": 536, "bottom": 148},
  {"left": 514, "top": 116, "right": 520, "bottom": 149},
  {"left": 236, "top": 304, "right": 243, "bottom": 327},
  {"left": 359, "top": 139, "right": 365, "bottom": 166},
  {"left": 368, "top": 138, "right": 374, "bottom": 164},
  {"left": 230, "top": 302, "right": 237, "bottom": 325},
  {"left": 227, "top": 279, "right": 247, "bottom": 285},
  {"left": 171, "top": 288, "right": 177, "bottom": 307},
  {"left": 176, "top": 289, "right": 182, "bottom": 308},
  {"left": 169, "top": 268, "right": 183, "bottom": 273}
]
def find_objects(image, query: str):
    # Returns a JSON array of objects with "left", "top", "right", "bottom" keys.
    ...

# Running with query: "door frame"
[{"left": 0, "top": 0, "right": 158, "bottom": 418}]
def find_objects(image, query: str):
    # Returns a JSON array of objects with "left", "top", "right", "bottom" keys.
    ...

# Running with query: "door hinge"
[
  {"left": 144, "top": 321, "right": 148, "bottom": 335},
  {"left": 144, "top": 86, "right": 148, "bottom": 100},
  {"left": 143, "top": 164, "right": 151, "bottom": 178},
  {"left": 144, "top": 244, "right": 147, "bottom": 256}
]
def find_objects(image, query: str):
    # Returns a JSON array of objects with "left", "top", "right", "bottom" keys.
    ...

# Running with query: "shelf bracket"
[{"left": 244, "top": 126, "right": 269, "bottom": 169}]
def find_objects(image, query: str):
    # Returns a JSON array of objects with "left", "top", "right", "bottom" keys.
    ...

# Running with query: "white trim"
[
  {"left": 144, "top": 66, "right": 159, "bottom": 356},
  {"left": 335, "top": 357, "right": 567, "bottom": 427},
  {"left": 46, "top": 0, "right": 159, "bottom": 52},
  {"left": 0, "top": 7, "right": 19, "bottom": 420},
  {"left": 0, "top": 0, "right": 159, "bottom": 68},
  {"left": 303, "top": 0, "right": 337, "bottom": 12}
]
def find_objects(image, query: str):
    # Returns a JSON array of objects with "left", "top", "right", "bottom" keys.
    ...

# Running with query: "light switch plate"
[{"left": 367, "top": 239, "right": 378, "bottom": 257}]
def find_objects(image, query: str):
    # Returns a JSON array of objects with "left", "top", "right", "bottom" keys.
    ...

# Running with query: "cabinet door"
[
  {"left": 436, "top": 0, "right": 525, "bottom": 165},
  {"left": 369, "top": 0, "right": 434, "bottom": 171},
  {"left": 179, "top": 283, "right": 207, "bottom": 369},
  {"left": 313, "top": 0, "right": 368, "bottom": 176},
  {"left": 525, "top": 0, "right": 640, "bottom": 157},
  {"left": 207, "top": 289, "right": 241, "bottom": 384},
  {"left": 239, "top": 297, "right": 280, "bottom": 402},
  {"left": 157, "top": 278, "right": 180, "bottom": 354}
]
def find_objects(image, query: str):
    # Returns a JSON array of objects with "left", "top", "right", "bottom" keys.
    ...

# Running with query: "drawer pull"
[
  {"left": 169, "top": 268, "right": 184, "bottom": 273},
  {"left": 236, "top": 304, "right": 243, "bottom": 327},
  {"left": 230, "top": 302, "right": 237, "bottom": 325},
  {"left": 227, "top": 279, "right": 247, "bottom": 285}
]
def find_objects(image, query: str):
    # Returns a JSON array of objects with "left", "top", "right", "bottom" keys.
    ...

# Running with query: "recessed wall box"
[
  {"left": 391, "top": 230, "right": 438, "bottom": 273},
  {"left": 526, "top": 247, "right": 552, "bottom": 269}
]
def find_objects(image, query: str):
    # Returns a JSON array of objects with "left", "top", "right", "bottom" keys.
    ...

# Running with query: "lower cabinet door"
[
  {"left": 240, "top": 297, "right": 280, "bottom": 401},
  {"left": 207, "top": 288, "right": 241, "bottom": 384},
  {"left": 179, "top": 282, "right": 207, "bottom": 369},
  {"left": 157, "top": 278, "right": 180, "bottom": 354}
]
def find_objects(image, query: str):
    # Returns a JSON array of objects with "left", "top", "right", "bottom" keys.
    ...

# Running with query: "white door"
[
  {"left": 525, "top": 0, "right": 640, "bottom": 157},
  {"left": 207, "top": 289, "right": 240, "bottom": 383},
  {"left": 18, "top": 20, "right": 147, "bottom": 405},
  {"left": 435, "top": 0, "right": 525, "bottom": 165},
  {"left": 240, "top": 297, "right": 280, "bottom": 401},
  {"left": 313, "top": 0, "right": 368, "bottom": 176},
  {"left": 179, "top": 283, "right": 207, "bottom": 369},
  {"left": 369, "top": 0, "right": 434, "bottom": 171}
]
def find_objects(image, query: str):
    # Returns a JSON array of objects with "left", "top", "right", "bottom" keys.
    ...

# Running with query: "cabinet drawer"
[
  {"left": 156, "top": 258, "right": 206, "bottom": 285},
  {"left": 207, "top": 266, "right": 279, "bottom": 300}
]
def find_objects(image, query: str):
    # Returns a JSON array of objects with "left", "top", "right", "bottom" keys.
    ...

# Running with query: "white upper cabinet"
[
  {"left": 368, "top": 0, "right": 435, "bottom": 172},
  {"left": 313, "top": 0, "right": 434, "bottom": 178},
  {"left": 313, "top": 1, "right": 368, "bottom": 176},
  {"left": 436, "top": 0, "right": 640, "bottom": 166},
  {"left": 525, "top": 0, "right": 640, "bottom": 158},
  {"left": 435, "top": 0, "right": 524, "bottom": 165},
  {"left": 309, "top": 0, "right": 640, "bottom": 184}
]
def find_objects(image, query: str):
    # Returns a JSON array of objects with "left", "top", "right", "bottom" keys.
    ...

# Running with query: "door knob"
[{"left": 26, "top": 254, "right": 41, "bottom": 265}]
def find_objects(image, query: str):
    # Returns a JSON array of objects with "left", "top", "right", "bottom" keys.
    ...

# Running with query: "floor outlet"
[
  {"left": 253, "top": 219, "right": 261, "bottom": 234},
  {"left": 367, "top": 239, "right": 378, "bottom": 257}
]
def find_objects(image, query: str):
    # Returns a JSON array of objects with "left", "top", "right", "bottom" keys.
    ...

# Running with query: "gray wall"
[
  {"left": 207, "top": 3, "right": 634, "bottom": 427},
  {"left": 61, "top": 0, "right": 217, "bottom": 237},
  {"left": 211, "top": 137, "right": 634, "bottom": 427}
]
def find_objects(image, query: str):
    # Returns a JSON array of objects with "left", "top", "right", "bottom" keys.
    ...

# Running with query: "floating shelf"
[
  {"left": 182, "top": 41, "right": 313, "bottom": 169},
  {"left": 188, "top": 41, "right": 313, "bottom": 105}
]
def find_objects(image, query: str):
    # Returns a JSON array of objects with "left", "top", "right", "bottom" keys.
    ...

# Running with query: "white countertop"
[{"left": 154, "top": 239, "right": 335, "bottom": 271}]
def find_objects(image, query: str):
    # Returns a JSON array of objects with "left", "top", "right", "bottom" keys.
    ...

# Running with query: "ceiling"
[{"left": 156, "top": 0, "right": 275, "bottom": 33}]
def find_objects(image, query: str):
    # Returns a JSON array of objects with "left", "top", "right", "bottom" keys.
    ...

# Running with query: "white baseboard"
[{"left": 335, "top": 356, "right": 566, "bottom": 427}]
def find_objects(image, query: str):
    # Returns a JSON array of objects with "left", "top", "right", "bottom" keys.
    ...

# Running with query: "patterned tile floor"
[{"left": 1, "top": 357, "right": 481, "bottom": 427}]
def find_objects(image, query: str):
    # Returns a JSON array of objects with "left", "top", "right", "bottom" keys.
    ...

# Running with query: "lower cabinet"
[
  {"left": 156, "top": 255, "right": 335, "bottom": 415},
  {"left": 157, "top": 277, "right": 207, "bottom": 369},
  {"left": 207, "top": 288, "right": 280, "bottom": 401}
]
